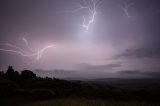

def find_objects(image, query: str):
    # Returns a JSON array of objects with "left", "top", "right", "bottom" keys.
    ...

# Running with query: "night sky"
[{"left": 1, "top": 0, "right": 160, "bottom": 78}]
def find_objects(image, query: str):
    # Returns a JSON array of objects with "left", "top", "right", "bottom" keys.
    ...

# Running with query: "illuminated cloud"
[{"left": 0, "top": 0, "right": 160, "bottom": 78}]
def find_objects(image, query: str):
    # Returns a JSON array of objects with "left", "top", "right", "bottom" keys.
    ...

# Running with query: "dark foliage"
[
  {"left": 0, "top": 80, "right": 18, "bottom": 98},
  {"left": 5, "top": 66, "right": 20, "bottom": 81},
  {"left": 21, "top": 70, "right": 36, "bottom": 80},
  {"left": 31, "top": 88, "right": 55, "bottom": 99}
]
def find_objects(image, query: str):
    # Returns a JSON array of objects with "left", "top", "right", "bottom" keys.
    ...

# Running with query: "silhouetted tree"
[
  {"left": 6, "top": 66, "right": 14, "bottom": 75},
  {"left": 5, "top": 66, "right": 20, "bottom": 81},
  {"left": 21, "top": 70, "right": 36, "bottom": 79},
  {"left": 0, "top": 71, "right": 4, "bottom": 79}
]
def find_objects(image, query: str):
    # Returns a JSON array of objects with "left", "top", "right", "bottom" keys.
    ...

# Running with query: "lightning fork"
[
  {"left": 66, "top": 0, "right": 103, "bottom": 30},
  {"left": 120, "top": 2, "right": 134, "bottom": 18},
  {"left": 0, "top": 37, "right": 55, "bottom": 62}
]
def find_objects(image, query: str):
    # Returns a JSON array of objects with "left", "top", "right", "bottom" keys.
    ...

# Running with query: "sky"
[{"left": 0, "top": 0, "right": 160, "bottom": 79}]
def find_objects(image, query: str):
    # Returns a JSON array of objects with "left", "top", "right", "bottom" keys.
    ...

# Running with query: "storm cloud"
[{"left": 0, "top": 0, "right": 160, "bottom": 78}]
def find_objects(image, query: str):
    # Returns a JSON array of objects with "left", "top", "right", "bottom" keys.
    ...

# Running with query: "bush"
[
  {"left": 31, "top": 88, "right": 55, "bottom": 99},
  {"left": 30, "top": 81, "right": 54, "bottom": 89},
  {"left": 21, "top": 70, "right": 36, "bottom": 79},
  {"left": 18, "top": 89, "right": 32, "bottom": 98},
  {"left": 0, "top": 80, "right": 19, "bottom": 98}
]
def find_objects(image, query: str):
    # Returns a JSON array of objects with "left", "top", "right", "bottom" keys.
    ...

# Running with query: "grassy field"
[{"left": 23, "top": 98, "right": 158, "bottom": 106}]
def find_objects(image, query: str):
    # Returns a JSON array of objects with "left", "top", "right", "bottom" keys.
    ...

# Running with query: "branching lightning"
[
  {"left": 120, "top": 2, "right": 134, "bottom": 18},
  {"left": 0, "top": 36, "right": 55, "bottom": 62},
  {"left": 67, "top": 0, "right": 103, "bottom": 30},
  {"left": 22, "top": 37, "right": 35, "bottom": 52}
]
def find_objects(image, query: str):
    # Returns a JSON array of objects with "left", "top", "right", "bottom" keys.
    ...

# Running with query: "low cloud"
[
  {"left": 77, "top": 63, "right": 121, "bottom": 71},
  {"left": 118, "top": 70, "right": 141, "bottom": 74},
  {"left": 144, "top": 71, "right": 160, "bottom": 78},
  {"left": 115, "top": 48, "right": 160, "bottom": 59},
  {"left": 34, "top": 69, "right": 77, "bottom": 78},
  {"left": 118, "top": 70, "right": 160, "bottom": 78}
]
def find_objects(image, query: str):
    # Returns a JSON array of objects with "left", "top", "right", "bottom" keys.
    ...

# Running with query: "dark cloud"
[
  {"left": 77, "top": 63, "right": 121, "bottom": 71},
  {"left": 115, "top": 48, "right": 160, "bottom": 59},
  {"left": 118, "top": 70, "right": 141, "bottom": 74},
  {"left": 118, "top": 70, "right": 160, "bottom": 78},
  {"left": 144, "top": 71, "right": 160, "bottom": 78}
]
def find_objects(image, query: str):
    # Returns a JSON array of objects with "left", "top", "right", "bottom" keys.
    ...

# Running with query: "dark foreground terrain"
[{"left": 1, "top": 66, "right": 160, "bottom": 106}]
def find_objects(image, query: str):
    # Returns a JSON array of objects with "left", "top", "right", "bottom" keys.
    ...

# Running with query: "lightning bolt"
[
  {"left": 22, "top": 37, "right": 35, "bottom": 52},
  {"left": 36, "top": 45, "right": 55, "bottom": 60},
  {"left": 120, "top": 2, "right": 134, "bottom": 18},
  {"left": 66, "top": 0, "right": 103, "bottom": 30},
  {"left": 0, "top": 36, "right": 55, "bottom": 63}
]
